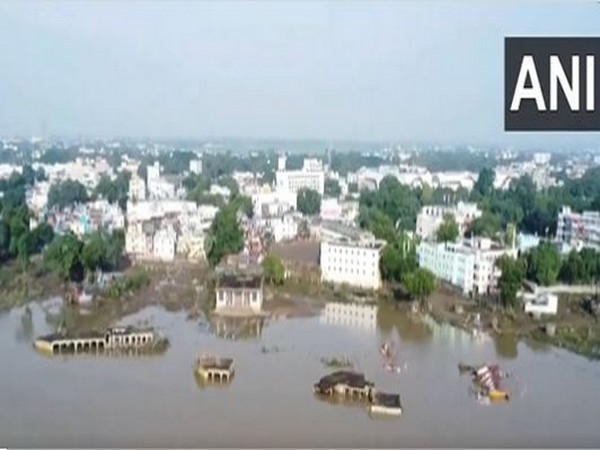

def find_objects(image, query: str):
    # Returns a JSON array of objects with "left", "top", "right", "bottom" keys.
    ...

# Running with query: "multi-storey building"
[
  {"left": 417, "top": 237, "right": 518, "bottom": 296},
  {"left": 416, "top": 202, "right": 481, "bottom": 240},
  {"left": 320, "top": 235, "right": 385, "bottom": 290},
  {"left": 128, "top": 174, "right": 146, "bottom": 202},
  {"left": 556, "top": 206, "right": 600, "bottom": 250},
  {"left": 275, "top": 156, "right": 325, "bottom": 195},
  {"left": 189, "top": 159, "right": 202, "bottom": 175}
]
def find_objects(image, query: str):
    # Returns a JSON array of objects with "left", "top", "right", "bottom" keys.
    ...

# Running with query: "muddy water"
[{"left": 1, "top": 300, "right": 600, "bottom": 448}]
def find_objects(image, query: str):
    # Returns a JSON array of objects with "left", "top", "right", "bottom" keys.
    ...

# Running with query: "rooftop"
[
  {"left": 217, "top": 273, "right": 263, "bottom": 290},
  {"left": 314, "top": 371, "right": 374, "bottom": 392}
]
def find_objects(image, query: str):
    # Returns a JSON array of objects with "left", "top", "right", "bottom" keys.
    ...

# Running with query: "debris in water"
[{"left": 320, "top": 355, "right": 353, "bottom": 369}]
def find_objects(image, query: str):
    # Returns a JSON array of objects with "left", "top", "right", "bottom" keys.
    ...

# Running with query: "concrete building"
[
  {"left": 128, "top": 174, "right": 146, "bottom": 202},
  {"left": 152, "top": 226, "right": 176, "bottom": 262},
  {"left": 269, "top": 213, "right": 298, "bottom": 243},
  {"left": 320, "top": 236, "right": 385, "bottom": 290},
  {"left": 523, "top": 293, "right": 558, "bottom": 316},
  {"left": 276, "top": 157, "right": 325, "bottom": 195},
  {"left": 215, "top": 271, "right": 264, "bottom": 315},
  {"left": 320, "top": 198, "right": 343, "bottom": 222},
  {"left": 417, "top": 237, "right": 518, "bottom": 296},
  {"left": 189, "top": 159, "right": 203, "bottom": 175},
  {"left": 556, "top": 206, "right": 600, "bottom": 250},
  {"left": 416, "top": 202, "right": 481, "bottom": 240}
]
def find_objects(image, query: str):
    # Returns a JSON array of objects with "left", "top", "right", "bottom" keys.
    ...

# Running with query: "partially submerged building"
[
  {"left": 214, "top": 262, "right": 264, "bottom": 315},
  {"left": 195, "top": 355, "right": 235, "bottom": 383},
  {"left": 313, "top": 371, "right": 375, "bottom": 399}
]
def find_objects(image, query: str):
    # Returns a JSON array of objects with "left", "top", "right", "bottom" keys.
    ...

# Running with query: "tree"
[
  {"left": 526, "top": 243, "right": 561, "bottom": 286},
  {"left": 436, "top": 214, "right": 459, "bottom": 242},
  {"left": 231, "top": 194, "right": 254, "bottom": 218},
  {"left": 324, "top": 179, "right": 341, "bottom": 198},
  {"left": 348, "top": 182, "right": 359, "bottom": 194},
  {"left": 81, "top": 233, "right": 105, "bottom": 276},
  {"left": 497, "top": 255, "right": 525, "bottom": 308},
  {"left": 17, "top": 232, "right": 35, "bottom": 270},
  {"left": 472, "top": 167, "right": 495, "bottom": 199},
  {"left": 47, "top": 180, "right": 89, "bottom": 209},
  {"left": 467, "top": 213, "right": 501, "bottom": 238},
  {"left": 360, "top": 208, "right": 396, "bottom": 243},
  {"left": 380, "top": 232, "right": 417, "bottom": 283},
  {"left": 559, "top": 250, "right": 586, "bottom": 284},
  {"left": 8, "top": 206, "right": 29, "bottom": 257},
  {"left": 297, "top": 188, "right": 321, "bottom": 216},
  {"left": 94, "top": 171, "right": 130, "bottom": 209},
  {"left": 44, "top": 233, "right": 84, "bottom": 281},
  {"left": 31, "top": 222, "right": 54, "bottom": 252},
  {"left": 206, "top": 205, "right": 244, "bottom": 267},
  {"left": 403, "top": 268, "right": 435, "bottom": 302},
  {"left": 21, "top": 164, "right": 36, "bottom": 186},
  {"left": 380, "top": 245, "right": 404, "bottom": 283},
  {"left": 0, "top": 221, "right": 9, "bottom": 259},
  {"left": 262, "top": 253, "right": 285, "bottom": 285}
]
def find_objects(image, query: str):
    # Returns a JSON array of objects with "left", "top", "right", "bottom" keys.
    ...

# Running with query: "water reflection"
[
  {"left": 15, "top": 306, "right": 34, "bottom": 343},
  {"left": 319, "top": 302, "right": 377, "bottom": 330},
  {"left": 208, "top": 316, "right": 265, "bottom": 340},
  {"left": 494, "top": 333, "right": 519, "bottom": 359},
  {"left": 376, "top": 302, "right": 433, "bottom": 344}
]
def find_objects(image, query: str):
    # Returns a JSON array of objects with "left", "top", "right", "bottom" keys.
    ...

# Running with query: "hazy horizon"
[{"left": 1, "top": 1, "right": 599, "bottom": 150}]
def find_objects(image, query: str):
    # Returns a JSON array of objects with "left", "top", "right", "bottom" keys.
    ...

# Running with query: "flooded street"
[{"left": 1, "top": 300, "right": 600, "bottom": 448}]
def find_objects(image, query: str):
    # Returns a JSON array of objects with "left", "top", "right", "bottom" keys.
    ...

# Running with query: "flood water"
[{"left": 1, "top": 299, "right": 600, "bottom": 448}]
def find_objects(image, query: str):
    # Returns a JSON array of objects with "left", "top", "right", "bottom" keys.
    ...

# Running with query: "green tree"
[
  {"left": 231, "top": 194, "right": 254, "bottom": 218},
  {"left": 8, "top": 206, "right": 29, "bottom": 257},
  {"left": 297, "top": 188, "right": 321, "bottom": 216},
  {"left": 21, "top": 164, "right": 36, "bottom": 186},
  {"left": 348, "top": 182, "right": 359, "bottom": 194},
  {"left": 436, "top": 214, "right": 459, "bottom": 242},
  {"left": 467, "top": 213, "right": 501, "bottom": 238},
  {"left": 81, "top": 233, "right": 105, "bottom": 276},
  {"left": 262, "top": 253, "right": 285, "bottom": 285},
  {"left": 17, "top": 232, "right": 35, "bottom": 270},
  {"left": 206, "top": 205, "right": 244, "bottom": 267},
  {"left": 44, "top": 233, "right": 85, "bottom": 281},
  {"left": 31, "top": 222, "right": 54, "bottom": 252},
  {"left": 403, "top": 268, "right": 435, "bottom": 302},
  {"left": 526, "top": 243, "right": 561, "bottom": 286},
  {"left": 359, "top": 208, "right": 396, "bottom": 243},
  {"left": 497, "top": 255, "right": 525, "bottom": 308},
  {"left": 379, "top": 232, "right": 417, "bottom": 283},
  {"left": 0, "top": 221, "right": 9, "bottom": 259},
  {"left": 324, "top": 179, "right": 341, "bottom": 198},
  {"left": 47, "top": 180, "right": 89, "bottom": 209},
  {"left": 472, "top": 167, "right": 495, "bottom": 199}
]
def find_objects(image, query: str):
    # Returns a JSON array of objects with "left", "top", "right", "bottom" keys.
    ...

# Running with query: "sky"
[{"left": 0, "top": 0, "right": 599, "bottom": 149}]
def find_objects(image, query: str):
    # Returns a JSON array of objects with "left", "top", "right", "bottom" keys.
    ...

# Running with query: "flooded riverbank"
[{"left": 1, "top": 299, "right": 600, "bottom": 447}]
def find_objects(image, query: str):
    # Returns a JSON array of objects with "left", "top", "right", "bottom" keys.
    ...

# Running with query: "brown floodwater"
[{"left": 1, "top": 299, "right": 600, "bottom": 448}]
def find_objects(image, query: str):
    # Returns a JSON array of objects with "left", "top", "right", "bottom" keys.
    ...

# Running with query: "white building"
[
  {"left": 153, "top": 227, "right": 176, "bottom": 262},
  {"left": 320, "top": 236, "right": 385, "bottom": 290},
  {"left": 275, "top": 157, "right": 325, "bottom": 195},
  {"left": 269, "top": 214, "right": 298, "bottom": 243},
  {"left": 523, "top": 293, "right": 558, "bottom": 316},
  {"left": 320, "top": 198, "right": 343, "bottom": 222},
  {"left": 128, "top": 174, "right": 146, "bottom": 202},
  {"left": 417, "top": 237, "right": 518, "bottom": 296},
  {"left": 556, "top": 206, "right": 600, "bottom": 250},
  {"left": 533, "top": 152, "right": 552, "bottom": 165},
  {"left": 189, "top": 159, "right": 203, "bottom": 175},
  {"left": 416, "top": 202, "right": 481, "bottom": 240}
]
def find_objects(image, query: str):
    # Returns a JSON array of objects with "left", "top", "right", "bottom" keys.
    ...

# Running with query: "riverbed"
[{"left": 1, "top": 300, "right": 599, "bottom": 447}]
